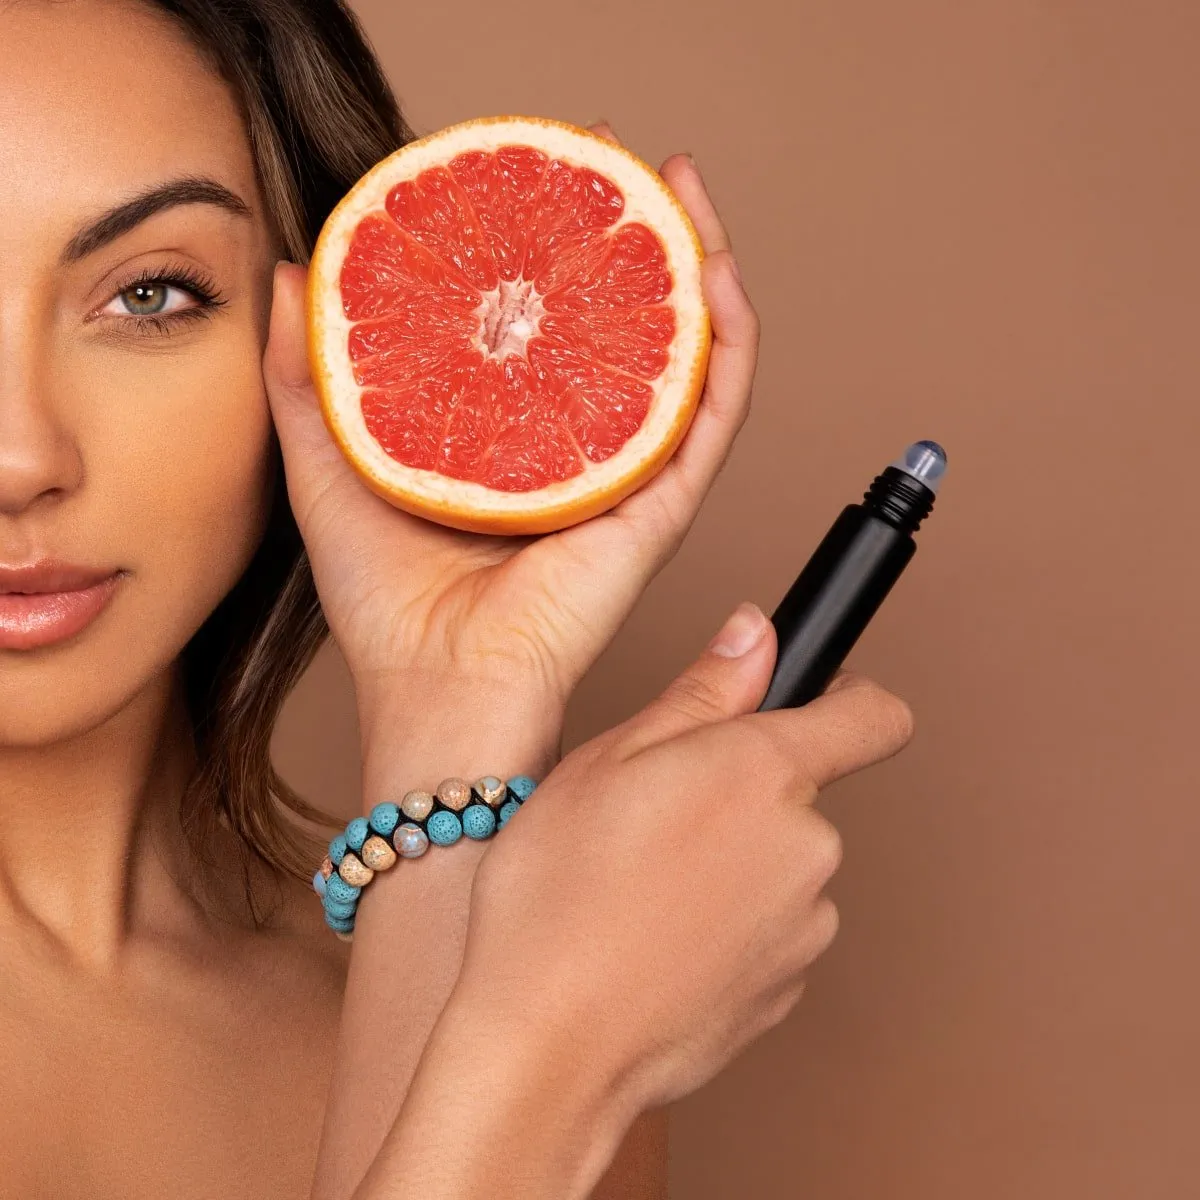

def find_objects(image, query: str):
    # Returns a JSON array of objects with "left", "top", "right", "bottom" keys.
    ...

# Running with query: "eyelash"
[{"left": 102, "top": 263, "right": 228, "bottom": 337}]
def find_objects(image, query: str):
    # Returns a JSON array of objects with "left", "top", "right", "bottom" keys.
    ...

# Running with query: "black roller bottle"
[{"left": 757, "top": 440, "right": 947, "bottom": 712}]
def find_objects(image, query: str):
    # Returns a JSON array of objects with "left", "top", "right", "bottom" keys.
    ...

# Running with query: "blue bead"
[
  {"left": 345, "top": 817, "right": 370, "bottom": 852},
  {"left": 498, "top": 799, "right": 520, "bottom": 828},
  {"left": 312, "top": 870, "right": 328, "bottom": 898},
  {"left": 427, "top": 810, "right": 462, "bottom": 846},
  {"left": 329, "top": 834, "right": 348, "bottom": 866},
  {"left": 507, "top": 775, "right": 537, "bottom": 802},
  {"left": 325, "top": 912, "right": 355, "bottom": 933},
  {"left": 323, "top": 896, "right": 358, "bottom": 921},
  {"left": 369, "top": 802, "right": 401, "bottom": 837},
  {"left": 325, "top": 874, "right": 361, "bottom": 905},
  {"left": 462, "top": 804, "right": 497, "bottom": 840}
]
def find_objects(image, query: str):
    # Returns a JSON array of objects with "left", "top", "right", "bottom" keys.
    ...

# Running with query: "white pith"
[
  {"left": 309, "top": 117, "right": 708, "bottom": 518},
  {"left": 474, "top": 278, "right": 545, "bottom": 359}
]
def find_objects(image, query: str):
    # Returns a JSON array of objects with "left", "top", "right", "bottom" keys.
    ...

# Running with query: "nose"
[{"left": 0, "top": 354, "right": 84, "bottom": 518}]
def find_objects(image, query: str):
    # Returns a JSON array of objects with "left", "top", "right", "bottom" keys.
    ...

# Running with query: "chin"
[
  {"left": 0, "top": 647, "right": 167, "bottom": 748},
  {"left": 0, "top": 553, "right": 258, "bottom": 751},
  {"left": 0, "top": 591, "right": 192, "bottom": 750}
]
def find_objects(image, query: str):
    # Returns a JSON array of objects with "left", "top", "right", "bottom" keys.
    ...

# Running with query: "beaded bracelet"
[{"left": 312, "top": 774, "right": 538, "bottom": 940}]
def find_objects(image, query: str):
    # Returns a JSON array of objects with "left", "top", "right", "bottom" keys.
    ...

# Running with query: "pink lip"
[{"left": 0, "top": 563, "right": 124, "bottom": 651}]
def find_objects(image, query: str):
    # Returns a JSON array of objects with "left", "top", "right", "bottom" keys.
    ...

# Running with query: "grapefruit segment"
[{"left": 308, "top": 115, "right": 711, "bottom": 533}]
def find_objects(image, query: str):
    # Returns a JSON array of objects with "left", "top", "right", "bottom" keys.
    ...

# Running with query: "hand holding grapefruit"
[
  {"left": 264, "top": 120, "right": 758, "bottom": 728},
  {"left": 306, "top": 116, "right": 712, "bottom": 535}
]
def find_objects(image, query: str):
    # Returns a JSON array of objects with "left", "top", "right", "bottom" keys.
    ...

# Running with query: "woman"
[{"left": 0, "top": 1, "right": 914, "bottom": 1197}]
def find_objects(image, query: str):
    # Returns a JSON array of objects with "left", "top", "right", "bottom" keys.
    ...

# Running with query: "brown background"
[{"left": 273, "top": 1, "right": 1200, "bottom": 1194}]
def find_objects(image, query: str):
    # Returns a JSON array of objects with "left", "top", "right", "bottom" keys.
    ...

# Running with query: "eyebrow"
[{"left": 60, "top": 177, "right": 252, "bottom": 264}]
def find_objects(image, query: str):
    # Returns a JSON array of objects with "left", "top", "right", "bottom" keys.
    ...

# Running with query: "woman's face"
[{"left": 0, "top": 0, "right": 279, "bottom": 746}]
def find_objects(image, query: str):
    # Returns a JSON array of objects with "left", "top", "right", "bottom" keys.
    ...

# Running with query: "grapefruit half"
[{"left": 306, "top": 116, "right": 711, "bottom": 535}]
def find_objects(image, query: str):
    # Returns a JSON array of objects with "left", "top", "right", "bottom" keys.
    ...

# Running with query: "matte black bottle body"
[{"left": 757, "top": 463, "right": 937, "bottom": 712}]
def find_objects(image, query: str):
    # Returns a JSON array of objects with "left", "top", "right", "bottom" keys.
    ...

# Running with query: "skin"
[{"left": 0, "top": 1, "right": 763, "bottom": 1197}]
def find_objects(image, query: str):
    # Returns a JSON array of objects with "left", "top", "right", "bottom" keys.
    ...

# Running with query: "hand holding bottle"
[
  {"left": 461, "top": 599, "right": 913, "bottom": 1107},
  {"left": 353, "top": 600, "right": 915, "bottom": 1200}
]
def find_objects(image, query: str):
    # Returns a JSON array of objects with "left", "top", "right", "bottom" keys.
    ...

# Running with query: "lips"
[{"left": 0, "top": 561, "right": 124, "bottom": 650}]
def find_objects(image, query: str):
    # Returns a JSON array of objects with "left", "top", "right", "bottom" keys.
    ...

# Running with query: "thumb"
[
  {"left": 626, "top": 602, "right": 776, "bottom": 750},
  {"left": 263, "top": 260, "right": 361, "bottom": 533}
]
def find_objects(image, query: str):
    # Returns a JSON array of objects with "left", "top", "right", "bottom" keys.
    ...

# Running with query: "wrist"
[
  {"left": 353, "top": 983, "right": 639, "bottom": 1200},
  {"left": 355, "top": 665, "right": 565, "bottom": 800}
]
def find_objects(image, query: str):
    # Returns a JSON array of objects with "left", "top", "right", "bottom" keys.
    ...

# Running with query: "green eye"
[{"left": 121, "top": 284, "right": 171, "bottom": 315}]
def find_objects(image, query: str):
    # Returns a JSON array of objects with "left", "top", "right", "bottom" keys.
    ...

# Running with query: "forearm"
[
  {"left": 310, "top": 672, "right": 563, "bottom": 1200},
  {"left": 350, "top": 986, "right": 639, "bottom": 1200}
]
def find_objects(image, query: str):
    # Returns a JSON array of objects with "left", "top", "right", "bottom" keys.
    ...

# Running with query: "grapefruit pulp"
[{"left": 306, "top": 116, "right": 711, "bottom": 534}]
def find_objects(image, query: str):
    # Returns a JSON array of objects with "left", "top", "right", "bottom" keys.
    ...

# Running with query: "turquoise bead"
[
  {"left": 312, "top": 870, "right": 328, "bottom": 898},
  {"left": 325, "top": 873, "right": 361, "bottom": 905},
  {"left": 507, "top": 775, "right": 537, "bottom": 802},
  {"left": 462, "top": 804, "right": 496, "bottom": 840},
  {"left": 345, "top": 817, "right": 370, "bottom": 852},
  {"left": 329, "top": 833, "right": 348, "bottom": 866},
  {"left": 323, "top": 895, "right": 357, "bottom": 921},
  {"left": 427, "top": 810, "right": 462, "bottom": 846},
  {"left": 369, "top": 802, "right": 400, "bottom": 837},
  {"left": 498, "top": 799, "right": 520, "bottom": 828},
  {"left": 325, "top": 911, "right": 355, "bottom": 933}
]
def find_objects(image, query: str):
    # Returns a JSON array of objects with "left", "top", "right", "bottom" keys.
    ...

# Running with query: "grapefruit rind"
[{"left": 307, "top": 115, "right": 711, "bottom": 535}]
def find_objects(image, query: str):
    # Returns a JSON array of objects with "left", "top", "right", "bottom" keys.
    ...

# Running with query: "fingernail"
[
  {"left": 686, "top": 152, "right": 699, "bottom": 168},
  {"left": 708, "top": 602, "right": 767, "bottom": 657}
]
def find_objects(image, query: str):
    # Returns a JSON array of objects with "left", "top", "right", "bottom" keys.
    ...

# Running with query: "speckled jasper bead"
[
  {"left": 360, "top": 835, "right": 397, "bottom": 871},
  {"left": 401, "top": 789, "right": 435, "bottom": 821},
  {"left": 314, "top": 773, "right": 541, "bottom": 932},
  {"left": 338, "top": 852, "right": 374, "bottom": 887},
  {"left": 436, "top": 777, "right": 472, "bottom": 812},
  {"left": 474, "top": 776, "right": 506, "bottom": 807}
]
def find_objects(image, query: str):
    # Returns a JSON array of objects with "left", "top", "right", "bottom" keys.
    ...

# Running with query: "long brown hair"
[{"left": 152, "top": 0, "right": 416, "bottom": 920}]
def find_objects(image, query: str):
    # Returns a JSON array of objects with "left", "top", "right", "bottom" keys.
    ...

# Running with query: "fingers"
[
  {"left": 621, "top": 602, "right": 778, "bottom": 750},
  {"left": 597, "top": 247, "right": 758, "bottom": 567},
  {"left": 538, "top": 243, "right": 758, "bottom": 654},
  {"left": 659, "top": 154, "right": 731, "bottom": 255},
  {"left": 754, "top": 671, "right": 917, "bottom": 791},
  {"left": 584, "top": 132, "right": 756, "bottom": 557},
  {"left": 643, "top": 249, "right": 758, "bottom": 503},
  {"left": 587, "top": 120, "right": 621, "bottom": 144},
  {"left": 592, "top": 152, "right": 755, "bottom": 567},
  {"left": 264, "top": 262, "right": 323, "bottom": 458},
  {"left": 262, "top": 261, "right": 358, "bottom": 533}
]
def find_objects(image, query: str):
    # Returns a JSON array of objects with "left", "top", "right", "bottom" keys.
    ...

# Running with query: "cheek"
[
  {"left": 83, "top": 327, "right": 274, "bottom": 632},
  {"left": 0, "top": 326, "right": 278, "bottom": 747}
]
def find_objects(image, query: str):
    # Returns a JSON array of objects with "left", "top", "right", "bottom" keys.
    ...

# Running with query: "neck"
[{"left": 0, "top": 665, "right": 208, "bottom": 972}]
